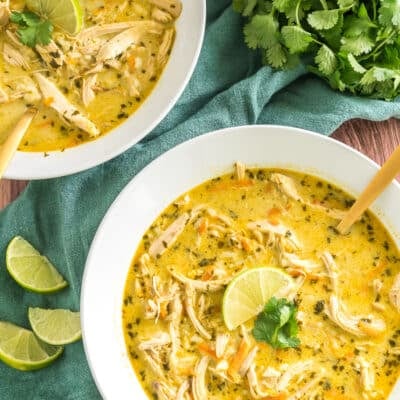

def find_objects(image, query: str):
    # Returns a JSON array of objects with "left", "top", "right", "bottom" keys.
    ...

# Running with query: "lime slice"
[
  {"left": 28, "top": 307, "right": 81, "bottom": 345},
  {"left": 222, "top": 267, "right": 293, "bottom": 330},
  {"left": 26, "top": 0, "right": 84, "bottom": 35},
  {"left": 6, "top": 236, "right": 68, "bottom": 294},
  {"left": 0, "top": 321, "right": 63, "bottom": 371}
]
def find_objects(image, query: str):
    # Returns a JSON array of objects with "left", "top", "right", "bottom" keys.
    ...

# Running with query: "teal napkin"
[{"left": 1, "top": 1, "right": 400, "bottom": 399}]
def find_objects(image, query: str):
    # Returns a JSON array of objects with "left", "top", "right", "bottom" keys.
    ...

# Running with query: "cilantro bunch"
[{"left": 234, "top": 0, "right": 400, "bottom": 100}]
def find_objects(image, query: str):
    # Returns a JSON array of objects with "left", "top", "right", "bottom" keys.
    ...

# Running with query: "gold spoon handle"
[
  {"left": 337, "top": 144, "right": 400, "bottom": 234},
  {"left": 0, "top": 109, "right": 37, "bottom": 179}
]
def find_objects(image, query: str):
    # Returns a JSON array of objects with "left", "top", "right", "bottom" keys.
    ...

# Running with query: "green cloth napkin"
[{"left": 1, "top": 1, "right": 400, "bottom": 399}]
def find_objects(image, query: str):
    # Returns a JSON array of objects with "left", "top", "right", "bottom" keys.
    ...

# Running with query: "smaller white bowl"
[
  {"left": 4, "top": 0, "right": 206, "bottom": 180},
  {"left": 81, "top": 125, "right": 400, "bottom": 399}
]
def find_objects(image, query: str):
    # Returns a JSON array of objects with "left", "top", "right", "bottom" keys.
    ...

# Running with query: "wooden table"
[{"left": 1, "top": 119, "right": 400, "bottom": 209}]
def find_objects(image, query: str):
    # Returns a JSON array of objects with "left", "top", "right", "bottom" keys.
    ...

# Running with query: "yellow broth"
[
  {"left": 123, "top": 167, "right": 400, "bottom": 399},
  {"left": 0, "top": 0, "right": 178, "bottom": 151}
]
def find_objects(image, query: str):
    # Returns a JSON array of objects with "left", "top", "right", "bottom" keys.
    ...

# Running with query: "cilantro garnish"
[
  {"left": 234, "top": 1, "right": 400, "bottom": 100},
  {"left": 252, "top": 297, "right": 300, "bottom": 349},
  {"left": 10, "top": 11, "right": 53, "bottom": 48}
]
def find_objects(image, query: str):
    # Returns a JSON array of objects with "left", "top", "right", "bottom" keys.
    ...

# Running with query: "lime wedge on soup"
[
  {"left": 6, "top": 236, "right": 68, "bottom": 293},
  {"left": 0, "top": 321, "right": 63, "bottom": 371},
  {"left": 222, "top": 267, "right": 293, "bottom": 330},
  {"left": 28, "top": 307, "right": 81, "bottom": 345},
  {"left": 26, "top": 0, "right": 84, "bottom": 35}
]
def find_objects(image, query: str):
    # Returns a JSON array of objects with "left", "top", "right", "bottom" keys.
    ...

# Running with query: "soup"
[
  {"left": 0, "top": 0, "right": 180, "bottom": 152},
  {"left": 122, "top": 165, "right": 400, "bottom": 399}
]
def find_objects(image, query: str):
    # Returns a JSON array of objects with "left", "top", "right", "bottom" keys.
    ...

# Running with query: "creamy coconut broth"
[
  {"left": 122, "top": 165, "right": 400, "bottom": 399},
  {"left": 0, "top": 0, "right": 180, "bottom": 151}
]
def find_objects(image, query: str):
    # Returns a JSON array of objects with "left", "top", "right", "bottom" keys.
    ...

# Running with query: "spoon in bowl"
[
  {"left": 337, "top": 143, "right": 400, "bottom": 234},
  {"left": 0, "top": 108, "right": 37, "bottom": 179}
]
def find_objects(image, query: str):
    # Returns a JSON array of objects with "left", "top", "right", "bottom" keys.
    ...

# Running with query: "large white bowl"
[
  {"left": 4, "top": 1, "right": 206, "bottom": 180},
  {"left": 81, "top": 125, "right": 400, "bottom": 399}
]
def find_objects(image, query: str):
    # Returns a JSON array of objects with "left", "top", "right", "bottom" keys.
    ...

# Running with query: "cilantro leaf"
[
  {"left": 10, "top": 11, "right": 53, "bottom": 48},
  {"left": 308, "top": 9, "right": 340, "bottom": 30},
  {"left": 281, "top": 25, "right": 313, "bottom": 54},
  {"left": 252, "top": 297, "right": 300, "bottom": 349},
  {"left": 379, "top": 0, "right": 400, "bottom": 27},
  {"left": 340, "top": 35, "right": 374, "bottom": 55},
  {"left": 244, "top": 14, "right": 279, "bottom": 50},
  {"left": 347, "top": 53, "right": 366, "bottom": 74},
  {"left": 315, "top": 45, "right": 337, "bottom": 75}
]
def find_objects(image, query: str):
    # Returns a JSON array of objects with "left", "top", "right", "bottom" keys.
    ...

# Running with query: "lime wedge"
[
  {"left": 26, "top": 0, "right": 84, "bottom": 35},
  {"left": 28, "top": 307, "right": 81, "bottom": 345},
  {"left": 222, "top": 267, "right": 293, "bottom": 330},
  {"left": 0, "top": 321, "right": 63, "bottom": 371},
  {"left": 6, "top": 236, "right": 68, "bottom": 294}
]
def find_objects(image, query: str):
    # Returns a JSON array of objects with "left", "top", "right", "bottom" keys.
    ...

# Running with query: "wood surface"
[{"left": 1, "top": 118, "right": 400, "bottom": 209}]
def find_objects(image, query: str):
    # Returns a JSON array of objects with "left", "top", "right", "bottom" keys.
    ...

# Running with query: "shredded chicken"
[
  {"left": 149, "top": 213, "right": 189, "bottom": 258},
  {"left": 157, "top": 28, "right": 174, "bottom": 67},
  {"left": 35, "top": 40, "right": 65, "bottom": 69},
  {"left": 238, "top": 346, "right": 258, "bottom": 377},
  {"left": 325, "top": 295, "right": 386, "bottom": 337},
  {"left": 215, "top": 333, "right": 230, "bottom": 359},
  {"left": 184, "top": 285, "right": 212, "bottom": 340},
  {"left": 191, "top": 356, "right": 209, "bottom": 400},
  {"left": 235, "top": 161, "right": 246, "bottom": 180},
  {"left": 321, "top": 251, "right": 339, "bottom": 292},
  {"left": 270, "top": 173, "right": 347, "bottom": 219},
  {"left": 82, "top": 74, "right": 97, "bottom": 107},
  {"left": 34, "top": 73, "right": 99, "bottom": 136},
  {"left": 138, "top": 332, "right": 171, "bottom": 351},
  {"left": 247, "top": 365, "right": 271, "bottom": 398},
  {"left": 148, "top": 0, "right": 182, "bottom": 18},
  {"left": 3, "top": 43, "right": 30, "bottom": 69},
  {"left": 176, "top": 379, "right": 190, "bottom": 400},
  {"left": 286, "top": 370, "right": 325, "bottom": 400},
  {"left": 152, "top": 381, "right": 177, "bottom": 400},
  {"left": 356, "top": 356, "right": 377, "bottom": 398},
  {"left": 276, "top": 360, "right": 313, "bottom": 392},
  {"left": 152, "top": 7, "right": 174, "bottom": 23},
  {"left": 389, "top": 272, "right": 400, "bottom": 313}
]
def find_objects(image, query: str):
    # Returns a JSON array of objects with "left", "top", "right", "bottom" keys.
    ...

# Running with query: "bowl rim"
[
  {"left": 81, "top": 124, "right": 400, "bottom": 399},
  {"left": 3, "top": 0, "right": 207, "bottom": 180}
]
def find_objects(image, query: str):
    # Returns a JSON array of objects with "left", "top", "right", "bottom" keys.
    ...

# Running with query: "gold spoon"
[
  {"left": 337, "top": 144, "right": 400, "bottom": 234},
  {"left": 0, "top": 108, "right": 37, "bottom": 179}
]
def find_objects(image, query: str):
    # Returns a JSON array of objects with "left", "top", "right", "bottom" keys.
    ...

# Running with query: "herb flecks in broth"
[
  {"left": 123, "top": 166, "right": 400, "bottom": 400},
  {"left": 0, "top": 0, "right": 180, "bottom": 151}
]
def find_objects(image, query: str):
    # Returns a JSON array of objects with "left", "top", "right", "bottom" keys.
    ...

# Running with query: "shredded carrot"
[
  {"left": 127, "top": 54, "right": 136, "bottom": 72},
  {"left": 201, "top": 266, "right": 213, "bottom": 281},
  {"left": 197, "top": 217, "right": 208, "bottom": 234},
  {"left": 43, "top": 97, "right": 54, "bottom": 106},
  {"left": 241, "top": 238, "right": 252, "bottom": 252},
  {"left": 262, "top": 394, "right": 288, "bottom": 400},
  {"left": 159, "top": 302, "right": 168, "bottom": 319},
  {"left": 367, "top": 259, "right": 387, "bottom": 279},
  {"left": 228, "top": 338, "right": 251, "bottom": 376},
  {"left": 267, "top": 207, "right": 282, "bottom": 225},
  {"left": 198, "top": 342, "right": 217, "bottom": 359}
]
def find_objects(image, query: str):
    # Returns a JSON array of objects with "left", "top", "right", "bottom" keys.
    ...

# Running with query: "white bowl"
[
  {"left": 81, "top": 125, "right": 400, "bottom": 399},
  {"left": 4, "top": 0, "right": 206, "bottom": 180}
]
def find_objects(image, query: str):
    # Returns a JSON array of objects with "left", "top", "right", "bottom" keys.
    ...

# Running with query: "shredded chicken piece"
[
  {"left": 35, "top": 40, "right": 65, "bottom": 69},
  {"left": 142, "top": 351, "right": 165, "bottom": 378},
  {"left": 152, "top": 381, "right": 177, "bottom": 400},
  {"left": 356, "top": 356, "right": 377, "bottom": 398},
  {"left": 276, "top": 360, "right": 313, "bottom": 392},
  {"left": 3, "top": 43, "right": 30, "bottom": 69},
  {"left": 281, "top": 252, "right": 321, "bottom": 272},
  {"left": 184, "top": 285, "right": 211, "bottom": 340},
  {"left": 82, "top": 74, "right": 97, "bottom": 107},
  {"left": 0, "top": 85, "right": 8, "bottom": 103},
  {"left": 0, "top": 0, "right": 9, "bottom": 27},
  {"left": 235, "top": 161, "right": 246, "bottom": 180},
  {"left": 149, "top": 0, "right": 182, "bottom": 18},
  {"left": 176, "top": 379, "right": 190, "bottom": 400},
  {"left": 247, "top": 364, "right": 271, "bottom": 398},
  {"left": 320, "top": 251, "right": 339, "bottom": 292},
  {"left": 8, "top": 76, "right": 41, "bottom": 103},
  {"left": 97, "top": 22, "right": 163, "bottom": 63},
  {"left": 270, "top": 173, "right": 347, "bottom": 219},
  {"left": 389, "top": 272, "right": 400, "bottom": 312},
  {"left": 286, "top": 370, "right": 325, "bottom": 400},
  {"left": 138, "top": 332, "right": 171, "bottom": 351},
  {"left": 168, "top": 266, "right": 232, "bottom": 292},
  {"left": 123, "top": 70, "right": 141, "bottom": 98},
  {"left": 262, "top": 366, "right": 281, "bottom": 389},
  {"left": 215, "top": 333, "right": 230, "bottom": 359},
  {"left": 325, "top": 295, "right": 386, "bottom": 337},
  {"left": 149, "top": 213, "right": 189, "bottom": 258},
  {"left": 191, "top": 356, "right": 209, "bottom": 400},
  {"left": 238, "top": 346, "right": 258, "bottom": 377},
  {"left": 34, "top": 73, "right": 99, "bottom": 136},
  {"left": 152, "top": 7, "right": 174, "bottom": 23}
]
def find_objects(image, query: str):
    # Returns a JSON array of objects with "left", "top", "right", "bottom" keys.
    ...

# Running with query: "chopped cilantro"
[
  {"left": 10, "top": 11, "right": 53, "bottom": 48},
  {"left": 234, "top": 0, "right": 400, "bottom": 100},
  {"left": 252, "top": 297, "right": 300, "bottom": 349}
]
